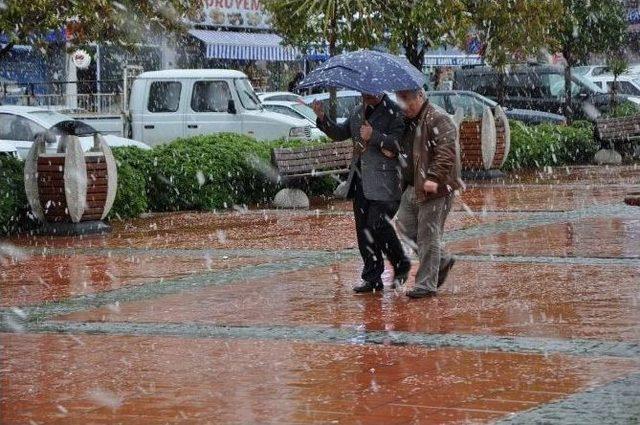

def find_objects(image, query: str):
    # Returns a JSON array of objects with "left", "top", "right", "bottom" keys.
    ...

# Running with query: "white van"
[{"left": 89, "top": 69, "right": 314, "bottom": 145}]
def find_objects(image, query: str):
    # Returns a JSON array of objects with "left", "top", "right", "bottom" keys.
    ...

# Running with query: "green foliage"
[
  {"left": 382, "top": 0, "right": 469, "bottom": 70},
  {"left": 0, "top": 0, "right": 191, "bottom": 57},
  {"left": 141, "top": 134, "right": 333, "bottom": 212},
  {"left": 603, "top": 101, "right": 640, "bottom": 118},
  {"left": 465, "top": 0, "right": 563, "bottom": 69},
  {"left": 555, "top": 0, "right": 628, "bottom": 66},
  {"left": 504, "top": 120, "right": 597, "bottom": 170},
  {"left": 110, "top": 147, "right": 153, "bottom": 220},
  {"left": 0, "top": 154, "right": 28, "bottom": 234},
  {"left": 263, "top": 0, "right": 380, "bottom": 55},
  {"left": 1, "top": 135, "right": 337, "bottom": 233}
]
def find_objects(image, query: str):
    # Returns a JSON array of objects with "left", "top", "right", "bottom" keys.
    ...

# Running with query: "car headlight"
[{"left": 289, "top": 126, "right": 308, "bottom": 138}]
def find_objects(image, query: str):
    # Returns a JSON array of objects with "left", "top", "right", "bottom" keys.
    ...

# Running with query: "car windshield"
[
  {"left": 573, "top": 67, "right": 589, "bottom": 76},
  {"left": 291, "top": 104, "right": 316, "bottom": 122},
  {"left": 574, "top": 74, "right": 606, "bottom": 93},
  {"left": 234, "top": 79, "right": 261, "bottom": 110}
]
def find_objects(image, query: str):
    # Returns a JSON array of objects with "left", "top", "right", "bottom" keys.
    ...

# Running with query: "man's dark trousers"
[{"left": 352, "top": 173, "right": 408, "bottom": 283}]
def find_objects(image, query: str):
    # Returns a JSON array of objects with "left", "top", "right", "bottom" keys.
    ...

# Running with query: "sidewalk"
[{"left": 1, "top": 165, "right": 639, "bottom": 424}]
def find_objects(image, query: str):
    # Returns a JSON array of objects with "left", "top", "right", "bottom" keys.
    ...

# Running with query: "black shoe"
[
  {"left": 406, "top": 287, "right": 437, "bottom": 299},
  {"left": 391, "top": 264, "right": 411, "bottom": 289},
  {"left": 437, "top": 258, "right": 456, "bottom": 288},
  {"left": 353, "top": 279, "right": 384, "bottom": 293}
]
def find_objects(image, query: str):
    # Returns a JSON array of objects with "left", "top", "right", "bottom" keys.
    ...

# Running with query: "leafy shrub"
[
  {"left": 602, "top": 101, "right": 640, "bottom": 118},
  {"left": 504, "top": 120, "right": 598, "bottom": 170},
  {"left": 0, "top": 154, "right": 29, "bottom": 234},
  {"left": 1, "top": 135, "right": 338, "bottom": 232}
]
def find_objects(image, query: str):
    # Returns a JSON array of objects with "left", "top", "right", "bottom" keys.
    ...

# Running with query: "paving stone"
[{"left": 1, "top": 333, "right": 637, "bottom": 424}]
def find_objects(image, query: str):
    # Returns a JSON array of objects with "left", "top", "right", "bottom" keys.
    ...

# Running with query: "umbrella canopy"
[{"left": 298, "top": 50, "right": 425, "bottom": 94}]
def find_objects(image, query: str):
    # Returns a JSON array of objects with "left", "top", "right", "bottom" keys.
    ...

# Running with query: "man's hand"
[
  {"left": 381, "top": 148, "right": 396, "bottom": 158},
  {"left": 312, "top": 100, "right": 325, "bottom": 120},
  {"left": 360, "top": 120, "right": 373, "bottom": 142},
  {"left": 423, "top": 180, "right": 438, "bottom": 194}
]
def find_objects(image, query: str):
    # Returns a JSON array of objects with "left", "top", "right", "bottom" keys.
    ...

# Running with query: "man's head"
[
  {"left": 396, "top": 88, "right": 426, "bottom": 118},
  {"left": 362, "top": 93, "right": 383, "bottom": 106}
]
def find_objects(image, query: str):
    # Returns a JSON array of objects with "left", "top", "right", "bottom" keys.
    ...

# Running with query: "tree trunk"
[
  {"left": 0, "top": 42, "right": 15, "bottom": 61},
  {"left": 402, "top": 32, "right": 425, "bottom": 71},
  {"left": 328, "top": 9, "right": 338, "bottom": 122},
  {"left": 611, "top": 75, "right": 618, "bottom": 109},
  {"left": 564, "top": 64, "right": 573, "bottom": 124},
  {"left": 496, "top": 70, "right": 506, "bottom": 105},
  {"left": 563, "top": 47, "right": 573, "bottom": 124}
]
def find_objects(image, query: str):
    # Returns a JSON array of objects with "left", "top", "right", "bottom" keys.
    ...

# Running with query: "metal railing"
[{"left": 0, "top": 80, "right": 124, "bottom": 116}]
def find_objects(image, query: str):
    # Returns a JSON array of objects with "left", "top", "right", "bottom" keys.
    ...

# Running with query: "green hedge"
[
  {"left": 0, "top": 154, "right": 29, "bottom": 234},
  {"left": 503, "top": 120, "right": 598, "bottom": 171},
  {"left": 109, "top": 134, "right": 335, "bottom": 218}
]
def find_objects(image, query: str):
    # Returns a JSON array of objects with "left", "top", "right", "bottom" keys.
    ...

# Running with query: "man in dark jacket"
[
  {"left": 312, "top": 93, "right": 411, "bottom": 292},
  {"left": 394, "top": 88, "right": 463, "bottom": 298}
]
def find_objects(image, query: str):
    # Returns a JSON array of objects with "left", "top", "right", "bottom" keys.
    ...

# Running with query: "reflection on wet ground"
[
  {"left": 1, "top": 165, "right": 639, "bottom": 423},
  {"left": 2, "top": 334, "right": 638, "bottom": 425},
  {"left": 60, "top": 260, "right": 640, "bottom": 342}
]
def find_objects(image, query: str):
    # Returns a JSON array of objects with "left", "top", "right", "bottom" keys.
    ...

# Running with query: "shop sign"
[{"left": 190, "top": 0, "right": 272, "bottom": 30}]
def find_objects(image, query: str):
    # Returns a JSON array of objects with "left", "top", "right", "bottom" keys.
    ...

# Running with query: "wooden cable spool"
[
  {"left": 24, "top": 134, "right": 118, "bottom": 225},
  {"left": 492, "top": 105, "right": 511, "bottom": 168},
  {"left": 458, "top": 106, "right": 496, "bottom": 170}
]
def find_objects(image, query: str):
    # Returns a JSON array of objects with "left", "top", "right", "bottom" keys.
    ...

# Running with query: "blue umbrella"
[{"left": 298, "top": 50, "right": 425, "bottom": 94}]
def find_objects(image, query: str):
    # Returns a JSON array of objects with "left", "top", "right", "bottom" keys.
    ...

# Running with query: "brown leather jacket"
[{"left": 404, "top": 101, "right": 462, "bottom": 202}]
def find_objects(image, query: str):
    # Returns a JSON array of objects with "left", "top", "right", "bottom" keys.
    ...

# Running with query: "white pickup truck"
[{"left": 85, "top": 69, "right": 315, "bottom": 145}]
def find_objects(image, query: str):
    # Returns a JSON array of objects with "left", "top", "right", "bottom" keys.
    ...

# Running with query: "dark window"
[
  {"left": 191, "top": 81, "right": 232, "bottom": 112},
  {"left": 148, "top": 81, "right": 181, "bottom": 113},
  {"left": 267, "top": 95, "right": 300, "bottom": 102}
]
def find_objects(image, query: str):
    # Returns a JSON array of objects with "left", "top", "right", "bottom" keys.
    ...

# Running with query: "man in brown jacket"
[{"left": 394, "top": 88, "right": 463, "bottom": 298}]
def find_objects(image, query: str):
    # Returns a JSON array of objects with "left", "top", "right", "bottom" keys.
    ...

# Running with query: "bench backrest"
[
  {"left": 595, "top": 115, "right": 640, "bottom": 141},
  {"left": 272, "top": 141, "right": 353, "bottom": 178}
]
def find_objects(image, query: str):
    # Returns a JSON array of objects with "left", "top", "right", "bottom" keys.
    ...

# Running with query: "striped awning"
[{"left": 189, "top": 29, "right": 300, "bottom": 61}]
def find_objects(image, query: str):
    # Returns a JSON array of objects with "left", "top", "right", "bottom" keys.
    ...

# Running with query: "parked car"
[
  {"left": 301, "top": 90, "right": 363, "bottom": 123},
  {"left": 302, "top": 90, "right": 451, "bottom": 123},
  {"left": 257, "top": 91, "right": 303, "bottom": 103},
  {"left": 453, "top": 65, "right": 627, "bottom": 120},
  {"left": 261, "top": 100, "right": 326, "bottom": 139},
  {"left": 574, "top": 65, "right": 610, "bottom": 79},
  {"left": 0, "top": 106, "right": 149, "bottom": 159},
  {"left": 426, "top": 90, "right": 566, "bottom": 124},
  {"left": 589, "top": 74, "right": 640, "bottom": 104},
  {"left": 86, "top": 70, "right": 313, "bottom": 145}
]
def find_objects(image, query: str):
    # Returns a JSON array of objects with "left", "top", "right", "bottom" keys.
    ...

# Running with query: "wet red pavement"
[
  {"left": 449, "top": 217, "right": 640, "bottom": 258},
  {"left": 2, "top": 333, "right": 638, "bottom": 425},
  {"left": 1, "top": 253, "right": 276, "bottom": 307},
  {"left": 1, "top": 165, "right": 639, "bottom": 424},
  {"left": 60, "top": 259, "right": 640, "bottom": 342}
]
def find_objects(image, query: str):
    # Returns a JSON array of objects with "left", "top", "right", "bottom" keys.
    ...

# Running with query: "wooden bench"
[
  {"left": 270, "top": 141, "right": 353, "bottom": 208},
  {"left": 271, "top": 140, "right": 353, "bottom": 180},
  {"left": 595, "top": 115, "right": 640, "bottom": 146}
]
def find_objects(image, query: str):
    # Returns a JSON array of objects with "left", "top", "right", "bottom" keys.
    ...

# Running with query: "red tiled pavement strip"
[
  {"left": 1, "top": 333, "right": 637, "bottom": 425},
  {"left": 458, "top": 185, "right": 635, "bottom": 212},
  {"left": 448, "top": 217, "right": 640, "bottom": 258},
  {"left": 8, "top": 209, "right": 526, "bottom": 251},
  {"left": 0, "top": 253, "right": 275, "bottom": 307},
  {"left": 58, "top": 260, "right": 640, "bottom": 342},
  {"left": 477, "top": 164, "right": 640, "bottom": 186}
]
